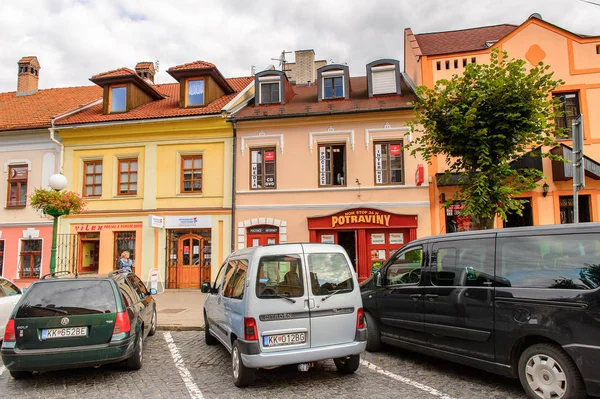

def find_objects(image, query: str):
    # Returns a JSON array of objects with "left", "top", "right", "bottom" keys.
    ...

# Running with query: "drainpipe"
[
  {"left": 49, "top": 99, "right": 102, "bottom": 174},
  {"left": 231, "top": 119, "right": 237, "bottom": 253}
]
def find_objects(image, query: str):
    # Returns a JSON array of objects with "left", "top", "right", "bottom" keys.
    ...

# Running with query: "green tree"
[{"left": 408, "top": 49, "right": 565, "bottom": 230}]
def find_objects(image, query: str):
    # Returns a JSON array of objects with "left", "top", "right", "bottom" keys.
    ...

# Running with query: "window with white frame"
[
  {"left": 318, "top": 143, "right": 346, "bottom": 186},
  {"left": 374, "top": 141, "right": 404, "bottom": 185},
  {"left": 20, "top": 239, "right": 42, "bottom": 278},
  {"left": 7, "top": 164, "right": 28, "bottom": 207},
  {"left": 259, "top": 76, "right": 280, "bottom": 104},
  {"left": 322, "top": 72, "right": 344, "bottom": 99}
]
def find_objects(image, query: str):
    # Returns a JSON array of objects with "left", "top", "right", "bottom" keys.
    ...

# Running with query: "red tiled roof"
[
  {"left": 414, "top": 24, "right": 518, "bottom": 56},
  {"left": 0, "top": 86, "right": 102, "bottom": 132},
  {"left": 56, "top": 76, "right": 253, "bottom": 125},
  {"left": 91, "top": 68, "right": 137, "bottom": 79},
  {"left": 233, "top": 76, "right": 416, "bottom": 120},
  {"left": 167, "top": 60, "right": 216, "bottom": 72}
]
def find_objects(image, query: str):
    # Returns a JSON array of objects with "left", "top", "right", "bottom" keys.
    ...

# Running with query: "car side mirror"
[
  {"left": 20, "top": 287, "right": 27, "bottom": 294},
  {"left": 201, "top": 282, "right": 211, "bottom": 293},
  {"left": 149, "top": 288, "right": 157, "bottom": 295},
  {"left": 374, "top": 272, "right": 383, "bottom": 288}
]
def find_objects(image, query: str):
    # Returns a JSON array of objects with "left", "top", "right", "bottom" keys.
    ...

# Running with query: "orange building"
[
  {"left": 404, "top": 14, "right": 600, "bottom": 233},
  {"left": 230, "top": 54, "right": 431, "bottom": 281}
]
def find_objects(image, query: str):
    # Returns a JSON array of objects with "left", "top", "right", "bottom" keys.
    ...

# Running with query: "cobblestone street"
[{"left": 0, "top": 331, "right": 531, "bottom": 399}]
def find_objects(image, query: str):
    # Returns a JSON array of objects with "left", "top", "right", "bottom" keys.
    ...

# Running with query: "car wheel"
[
  {"left": 9, "top": 370, "right": 33, "bottom": 379},
  {"left": 518, "top": 343, "right": 585, "bottom": 399},
  {"left": 148, "top": 309, "right": 157, "bottom": 337},
  {"left": 364, "top": 312, "right": 382, "bottom": 352},
  {"left": 232, "top": 340, "right": 255, "bottom": 387},
  {"left": 204, "top": 312, "right": 218, "bottom": 346},
  {"left": 124, "top": 332, "right": 143, "bottom": 371},
  {"left": 334, "top": 354, "right": 360, "bottom": 374}
]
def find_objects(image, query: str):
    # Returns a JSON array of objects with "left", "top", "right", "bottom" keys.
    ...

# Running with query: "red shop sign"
[
  {"left": 390, "top": 144, "right": 401, "bottom": 155},
  {"left": 264, "top": 151, "right": 275, "bottom": 161}
]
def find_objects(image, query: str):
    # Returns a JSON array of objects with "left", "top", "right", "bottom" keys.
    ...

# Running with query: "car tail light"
[
  {"left": 113, "top": 311, "right": 131, "bottom": 334},
  {"left": 356, "top": 308, "right": 365, "bottom": 329},
  {"left": 4, "top": 319, "right": 16, "bottom": 342},
  {"left": 244, "top": 317, "right": 258, "bottom": 341}
]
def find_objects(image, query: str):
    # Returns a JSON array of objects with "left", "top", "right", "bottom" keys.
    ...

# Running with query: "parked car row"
[
  {"left": 1, "top": 270, "right": 157, "bottom": 379},
  {"left": 3, "top": 223, "right": 600, "bottom": 399}
]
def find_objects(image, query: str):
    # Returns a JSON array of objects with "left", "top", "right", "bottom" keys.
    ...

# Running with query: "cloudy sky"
[{"left": 0, "top": 0, "right": 599, "bottom": 92}]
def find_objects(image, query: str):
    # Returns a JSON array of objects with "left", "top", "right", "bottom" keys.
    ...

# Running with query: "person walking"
[{"left": 118, "top": 251, "right": 133, "bottom": 273}]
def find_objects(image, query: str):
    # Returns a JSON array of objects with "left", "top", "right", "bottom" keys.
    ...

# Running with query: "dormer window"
[
  {"left": 259, "top": 76, "right": 280, "bottom": 104},
  {"left": 317, "top": 64, "right": 349, "bottom": 102},
  {"left": 186, "top": 78, "right": 205, "bottom": 106},
  {"left": 110, "top": 85, "right": 127, "bottom": 113},
  {"left": 367, "top": 59, "right": 401, "bottom": 97}
]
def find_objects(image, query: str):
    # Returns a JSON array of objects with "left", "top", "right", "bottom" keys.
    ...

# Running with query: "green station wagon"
[{"left": 1, "top": 271, "right": 157, "bottom": 379}]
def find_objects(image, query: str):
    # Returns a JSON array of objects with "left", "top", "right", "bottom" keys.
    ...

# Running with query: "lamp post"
[{"left": 48, "top": 173, "right": 68, "bottom": 275}]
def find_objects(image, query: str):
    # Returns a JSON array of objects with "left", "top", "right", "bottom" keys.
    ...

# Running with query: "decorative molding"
[
  {"left": 365, "top": 124, "right": 410, "bottom": 150},
  {"left": 309, "top": 128, "right": 354, "bottom": 153},
  {"left": 237, "top": 183, "right": 428, "bottom": 195},
  {"left": 237, "top": 217, "right": 288, "bottom": 250},
  {"left": 241, "top": 132, "right": 284, "bottom": 156},
  {"left": 236, "top": 201, "right": 430, "bottom": 211},
  {"left": 4, "top": 159, "right": 32, "bottom": 173},
  {"left": 22, "top": 227, "right": 40, "bottom": 239}
]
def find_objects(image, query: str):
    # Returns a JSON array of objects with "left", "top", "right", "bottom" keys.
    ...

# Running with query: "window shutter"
[{"left": 372, "top": 69, "right": 396, "bottom": 95}]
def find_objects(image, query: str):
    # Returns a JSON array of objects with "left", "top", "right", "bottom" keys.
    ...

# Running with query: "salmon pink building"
[{"left": 230, "top": 53, "right": 431, "bottom": 281}]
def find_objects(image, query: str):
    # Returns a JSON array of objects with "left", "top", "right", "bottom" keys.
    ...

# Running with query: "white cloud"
[{"left": 0, "top": 0, "right": 598, "bottom": 91}]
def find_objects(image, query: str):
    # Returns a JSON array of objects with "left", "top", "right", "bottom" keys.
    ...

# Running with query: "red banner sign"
[{"left": 264, "top": 151, "right": 275, "bottom": 161}]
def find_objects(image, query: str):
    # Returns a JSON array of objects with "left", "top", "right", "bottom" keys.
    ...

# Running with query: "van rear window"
[
  {"left": 16, "top": 280, "right": 117, "bottom": 317},
  {"left": 498, "top": 234, "right": 600, "bottom": 289},
  {"left": 308, "top": 253, "right": 354, "bottom": 295},
  {"left": 256, "top": 255, "right": 304, "bottom": 298}
]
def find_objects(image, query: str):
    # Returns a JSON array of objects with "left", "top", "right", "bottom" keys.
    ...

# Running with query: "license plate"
[
  {"left": 41, "top": 327, "right": 88, "bottom": 340},
  {"left": 263, "top": 332, "right": 306, "bottom": 347}
]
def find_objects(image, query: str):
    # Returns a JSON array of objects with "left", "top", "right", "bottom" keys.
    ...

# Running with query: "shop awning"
[
  {"left": 550, "top": 144, "right": 600, "bottom": 181},
  {"left": 436, "top": 147, "right": 543, "bottom": 186}
]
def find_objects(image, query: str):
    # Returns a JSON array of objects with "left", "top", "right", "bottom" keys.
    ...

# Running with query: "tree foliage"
[{"left": 408, "top": 49, "right": 565, "bottom": 229}]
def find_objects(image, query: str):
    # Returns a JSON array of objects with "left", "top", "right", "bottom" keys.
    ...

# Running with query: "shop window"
[
  {"left": 374, "top": 141, "right": 404, "bottom": 185},
  {"left": 250, "top": 147, "right": 276, "bottom": 189},
  {"left": 560, "top": 195, "right": 590, "bottom": 224},
  {"left": 181, "top": 155, "right": 202, "bottom": 193},
  {"left": 114, "top": 231, "right": 136, "bottom": 270},
  {"left": 445, "top": 202, "right": 473, "bottom": 233},
  {"left": 7, "top": 165, "right": 28, "bottom": 208},
  {"left": 318, "top": 143, "right": 346, "bottom": 187},
  {"left": 504, "top": 198, "right": 533, "bottom": 227},
  {"left": 553, "top": 93, "right": 580, "bottom": 139},
  {"left": 20, "top": 239, "right": 42, "bottom": 278},
  {"left": 118, "top": 158, "right": 138, "bottom": 195},
  {"left": 0, "top": 240, "right": 4, "bottom": 275},
  {"left": 83, "top": 160, "right": 103, "bottom": 197}
]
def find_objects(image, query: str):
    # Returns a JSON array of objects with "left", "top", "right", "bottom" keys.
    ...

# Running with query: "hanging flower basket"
[{"left": 29, "top": 188, "right": 87, "bottom": 216}]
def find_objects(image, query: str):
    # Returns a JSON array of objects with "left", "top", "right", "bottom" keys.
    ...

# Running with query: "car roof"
[
  {"left": 229, "top": 243, "right": 347, "bottom": 258},
  {"left": 35, "top": 270, "right": 130, "bottom": 283}
]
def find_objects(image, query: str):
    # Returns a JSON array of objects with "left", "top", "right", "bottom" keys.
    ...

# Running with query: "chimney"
[
  {"left": 295, "top": 50, "right": 316, "bottom": 85},
  {"left": 17, "top": 56, "right": 40, "bottom": 96},
  {"left": 135, "top": 62, "right": 156, "bottom": 84}
]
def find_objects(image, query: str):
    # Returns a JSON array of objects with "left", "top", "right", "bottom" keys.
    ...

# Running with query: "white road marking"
[
  {"left": 0, "top": 365, "right": 5, "bottom": 376},
  {"left": 361, "top": 359, "right": 457, "bottom": 399},
  {"left": 163, "top": 332, "right": 204, "bottom": 399}
]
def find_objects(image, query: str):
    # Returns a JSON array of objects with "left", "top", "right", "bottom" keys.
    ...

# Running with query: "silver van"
[{"left": 201, "top": 243, "right": 367, "bottom": 387}]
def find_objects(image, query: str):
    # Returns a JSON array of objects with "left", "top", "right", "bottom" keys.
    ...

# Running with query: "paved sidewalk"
[{"left": 153, "top": 289, "right": 206, "bottom": 331}]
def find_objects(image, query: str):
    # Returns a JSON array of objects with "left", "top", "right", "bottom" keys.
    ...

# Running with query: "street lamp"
[{"left": 48, "top": 173, "right": 68, "bottom": 275}]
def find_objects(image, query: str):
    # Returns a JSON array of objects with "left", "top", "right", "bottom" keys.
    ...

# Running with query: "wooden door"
[{"left": 177, "top": 234, "right": 203, "bottom": 289}]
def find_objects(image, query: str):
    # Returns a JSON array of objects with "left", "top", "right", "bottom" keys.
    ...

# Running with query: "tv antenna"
[{"left": 271, "top": 50, "right": 292, "bottom": 71}]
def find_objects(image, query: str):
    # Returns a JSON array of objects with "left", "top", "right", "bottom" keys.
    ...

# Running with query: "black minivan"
[{"left": 361, "top": 223, "right": 600, "bottom": 399}]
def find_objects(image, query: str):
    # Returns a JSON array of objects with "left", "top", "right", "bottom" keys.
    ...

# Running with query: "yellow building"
[
  {"left": 55, "top": 61, "right": 252, "bottom": 289},
  {"left": 404, "top": 14, "right": 600, "bottom": 232}
]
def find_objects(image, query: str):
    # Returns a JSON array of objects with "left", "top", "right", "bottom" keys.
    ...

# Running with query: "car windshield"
[
  {"left": 307, "top": 253, "right": 354, "bottom": 296},
  {"left": 256, "top": 254, "right": 304, "bottom": 298},
  {"left": 16, "top": 280, "right": 117, "bottom": 317}
]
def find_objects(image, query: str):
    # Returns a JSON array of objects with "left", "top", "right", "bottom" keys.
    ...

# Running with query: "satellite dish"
[{"left": 528, "top": 13, "right": 542, "bottom": 20}]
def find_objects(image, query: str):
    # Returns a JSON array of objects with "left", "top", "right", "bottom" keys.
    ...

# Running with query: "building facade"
[
  {"left": 0, "top": 56, "right": 101, "bottom": 286},
  {"left": 404, "top": 14, "right": 600, "bottom": 233},
  {"left": 55, "top": 61, "right": 252, "bottom": 289},
  {"left": 231, "top": 59, "right": 431, "bottom": 281}
]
